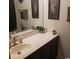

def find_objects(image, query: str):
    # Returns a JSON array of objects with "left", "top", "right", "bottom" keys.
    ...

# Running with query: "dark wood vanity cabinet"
[{"left": 24, "top": 36, "right": 59, "bottom": 59}]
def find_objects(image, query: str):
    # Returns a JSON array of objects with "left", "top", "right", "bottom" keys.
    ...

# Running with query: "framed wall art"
[
  {"left": 67, "top": 7, "right": 70, "bottom": 22},
  {"left": 48, "top": 0, "right": 60, "bottom": 19},
  {"left": 31, "top": 0, "right": 39, "bottom": 18},
  {"left": 20, "top": 9, "right": 28, "bottom": 20}
]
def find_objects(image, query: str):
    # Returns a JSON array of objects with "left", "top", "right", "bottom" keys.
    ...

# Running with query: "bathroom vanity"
[
  {"left": 24, "top": 35, "right": 59, "bottom": 59},
  {"left": 10, "top": 31, "right": 59, "bottom": 59}
]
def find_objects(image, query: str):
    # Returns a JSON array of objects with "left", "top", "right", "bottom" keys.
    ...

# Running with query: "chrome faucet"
[
  {"left": 13, "top": 31, "right": 17, "bottom": 46},
  {"left": 13, "top": 36, "right": 17, "bottom": 46},
  {"left": 9, "top": 31, "right": 23, "bottom": 48}
]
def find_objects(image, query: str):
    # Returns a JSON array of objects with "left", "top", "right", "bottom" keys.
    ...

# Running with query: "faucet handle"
[
  {"left": 9, "top": 33, "right": 12, "bottom": 39},
  {"left": 19, "top": 38, "right": 23, "bottom": 43},
  {"left": 9, "top": 39, "right": 14, "bottom": 49}
]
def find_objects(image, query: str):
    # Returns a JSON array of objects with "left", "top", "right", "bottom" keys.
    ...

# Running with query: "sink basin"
[{"left": 10, "top": 43, "right": 31, "bottom": 56}]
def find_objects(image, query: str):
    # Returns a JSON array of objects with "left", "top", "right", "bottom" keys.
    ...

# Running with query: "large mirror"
[{"left": 9, "top": 0, "right": 44, "bottom": 34}]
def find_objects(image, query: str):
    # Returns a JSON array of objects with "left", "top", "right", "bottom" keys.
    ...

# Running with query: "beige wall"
[{"left": 43, "top": 0, "right": 70, "bottom": 58}]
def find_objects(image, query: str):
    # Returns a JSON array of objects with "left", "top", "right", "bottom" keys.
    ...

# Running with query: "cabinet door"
[
  {"left": 25, "top": 49, "right": 42, "bottom": 59},
  {"left": 42, "top": 36, "right": 58, "bottom": 59},
  {"left": 51, "top": 37, "right": 58, "bottom": 59},
  {"left": 30, "top": 52, "right": 41, "bottom": 59},
  {"left": 41, "top": 46, "right": 51, "bottom": 59},
  {"left": 50, "top": 45, "right": 57, "bottom": 59}
]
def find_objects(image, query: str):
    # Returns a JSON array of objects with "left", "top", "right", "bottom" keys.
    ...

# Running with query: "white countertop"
[{"left": 10, "top": 31, "right": 59, "bottom": 59}]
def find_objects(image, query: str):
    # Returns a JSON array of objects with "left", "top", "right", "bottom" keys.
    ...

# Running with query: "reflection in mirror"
[
  {"left": 16, "top": 9, "right": 30, "bottom": 32},
  {"left": 9, "top": 0, "right": 44, "bottom": 34}
]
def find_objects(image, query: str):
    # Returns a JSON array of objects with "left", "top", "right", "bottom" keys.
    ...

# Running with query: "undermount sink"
[{"left": 10, "top": 43, "right": 31, "bottom": 56}]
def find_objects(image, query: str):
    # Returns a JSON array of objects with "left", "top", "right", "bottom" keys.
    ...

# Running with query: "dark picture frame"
[
  {"left": 67, "top": 7, "right": 70, "bottom": 22},
  {"left": 48, "top": 0, "right": 60, "bottom": 19},
  {"left": 20, "top": 9, "right": 28, "bottom": 20},
  {"left": 31, "top": 0, "right": 39, "bottom": 18}
]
